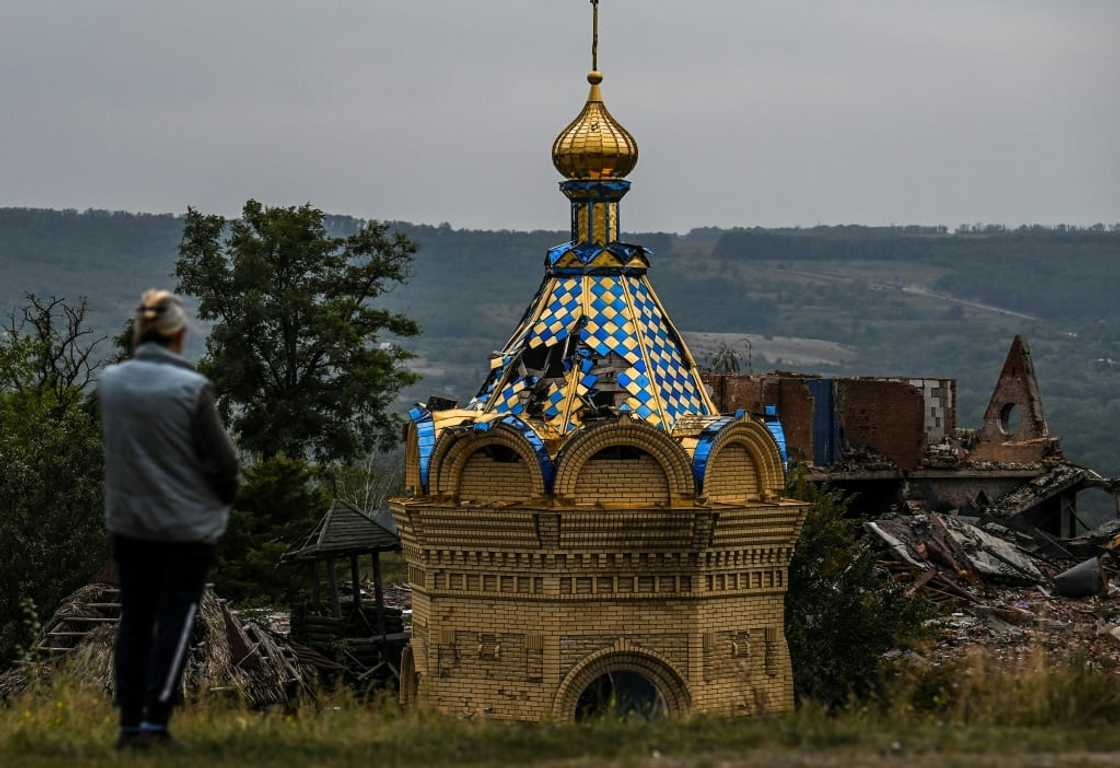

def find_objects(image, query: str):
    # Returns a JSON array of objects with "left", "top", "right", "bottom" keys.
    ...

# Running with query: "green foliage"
[
  {"left": 0, "top": 297, "right": 106, "bottom": 666},
  {"left": 175, "top": 200, "right": 421, "bottom": 463},
  {"left": 212, "top": 455, "right": 328, "bottom": 604},
  {"left": 784, "top": 470, "right": 934, "bottom": 709}
]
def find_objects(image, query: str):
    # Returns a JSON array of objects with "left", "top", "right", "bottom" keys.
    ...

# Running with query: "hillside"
[{"left": 2, "top": 208, "right": 1118, "bottom": 474}]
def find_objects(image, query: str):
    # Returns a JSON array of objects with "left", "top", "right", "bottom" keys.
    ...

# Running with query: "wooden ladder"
[{"left": 36, "top": 589, "right": 122, "bottom": 656}]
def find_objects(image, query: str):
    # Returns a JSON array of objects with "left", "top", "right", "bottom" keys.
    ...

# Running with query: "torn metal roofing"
[{"left": 469, "top": 269, "right": 716, "bottom": 433}]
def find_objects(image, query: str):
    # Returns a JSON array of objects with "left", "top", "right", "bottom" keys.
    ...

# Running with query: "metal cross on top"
[{"left": 591, "top": 0, "right": 599, "bottom": 72}]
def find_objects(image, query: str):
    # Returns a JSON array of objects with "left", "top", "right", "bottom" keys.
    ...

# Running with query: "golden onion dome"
[{"left": 551, "top": 70, "right": 639, "bottom": 180}]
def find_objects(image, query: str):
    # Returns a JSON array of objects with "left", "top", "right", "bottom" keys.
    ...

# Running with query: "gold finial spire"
[{"left": 551, "top": 0, "right": 639, "bottom": 180}]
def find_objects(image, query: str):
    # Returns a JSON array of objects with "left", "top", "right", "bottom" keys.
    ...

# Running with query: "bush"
[{"left": 784, "top": 471, "right": 934, "bottom": 709}]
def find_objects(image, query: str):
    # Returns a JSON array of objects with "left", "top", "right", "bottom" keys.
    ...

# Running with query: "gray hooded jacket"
[{"left": 99, "top": 343, "right": 239, "bottom": 543}]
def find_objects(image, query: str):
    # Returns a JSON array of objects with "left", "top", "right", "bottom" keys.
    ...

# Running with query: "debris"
[
  {"left": 867, "top": 512, "right": 1044, "bottom": 590},
  {"left": 1053, "top": 557, "right": 1107, "bottom": 599},
  {"left": 939, "top": 514, "right": 1045, "bottom": 583},
  {"left": 0, "top": 582, "right": 316, "bottom": 706}
]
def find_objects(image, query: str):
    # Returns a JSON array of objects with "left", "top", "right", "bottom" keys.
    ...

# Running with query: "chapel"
[{"left": 391, "top": 2, "right": 807, "bottom": 720}]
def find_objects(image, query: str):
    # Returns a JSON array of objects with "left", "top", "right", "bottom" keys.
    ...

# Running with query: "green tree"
[
  {"left": 0, "top": 296, "right": 106, "bottom": 665},
  {"left": 785, "top": 471, "right": 933, "bottom": 709},
  {"left": 175, "top": 200, "right": 420, "bottom": 463},
  {"left": 212, "top": 455, "right": 328, "bottom": 604}
]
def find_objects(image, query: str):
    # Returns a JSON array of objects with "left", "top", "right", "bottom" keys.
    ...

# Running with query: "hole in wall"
[
  {"left": 480, "top": 444, "right": 521, "bottom": 463},
  {"left": 998, "top": 402, "right": 1021, "bottom": 437},
  {"left": 589, "top": 445, "right": 646, "bottom": 461}
]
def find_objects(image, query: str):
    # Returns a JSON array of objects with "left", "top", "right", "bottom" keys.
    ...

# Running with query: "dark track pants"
[{"left": 112, "top": 535, "right": 214, "bottom": 729}]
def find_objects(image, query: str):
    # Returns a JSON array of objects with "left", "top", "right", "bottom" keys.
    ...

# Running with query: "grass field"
[{"left": 3, "top": 656, "right": 1119, "bottom": 768}]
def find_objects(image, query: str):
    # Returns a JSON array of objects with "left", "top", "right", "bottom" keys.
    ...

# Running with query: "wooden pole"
[
  {"left": 350, "top": 555, "right": 362, "bottom": 614},
  {"left": 310, "top": 561, "right": 320, "bottom": 607},
  {"left": 372, "top": 551, "right": 386, "bottom": 637},
  {"left": 326, "top": 558, "right": 341, "bottom": 618}
]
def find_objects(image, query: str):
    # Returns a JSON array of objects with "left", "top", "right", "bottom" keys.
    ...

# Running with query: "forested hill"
[
  {"left": 713, "top": 225, "right": 1120, "bottom": 321},
  {"left": 3, "top": 208, "right": 1119, "bottom": 474}
]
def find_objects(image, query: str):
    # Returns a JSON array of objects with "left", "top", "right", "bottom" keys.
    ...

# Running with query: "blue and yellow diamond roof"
[{"left": 469, "top": 269, "right": 716, "bottom": 436}]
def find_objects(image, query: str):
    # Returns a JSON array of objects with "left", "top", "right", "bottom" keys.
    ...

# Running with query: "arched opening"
[
  {"left": 574, "top": 446, "right": 669, "bottom": 505},
  {"left": 574, "top": 669, "right": 668, "bottom": 721},
  {"left": 999, "top": 402, "right": 1021, "bottom": 437},
  {"left": 553, "top": 647, "right": 691, "bottom": 720}
]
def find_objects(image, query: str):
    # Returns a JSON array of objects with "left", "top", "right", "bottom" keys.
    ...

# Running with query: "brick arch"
[
  {"left": 552, "top": 641, "right": 691, "bottom": 720},
  {"left": 702, "top": 420, "right": 785, "bottom": 501},
  {"left": 430, "top": 425, "right": 548, "bottom": 501},
  {"left": 553, "top": 420, "right": 694, "bottom": 501}
]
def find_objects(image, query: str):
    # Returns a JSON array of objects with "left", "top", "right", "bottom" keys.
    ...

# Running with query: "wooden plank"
[{"left": 59, "top": 617, "right": 117, "bottom": 623}]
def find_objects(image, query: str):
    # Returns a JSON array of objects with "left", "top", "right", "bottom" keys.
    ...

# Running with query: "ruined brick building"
[
  {"left": 704, "top": 336, "right": 1119, "bottom": 535},
  {"left": 391, "top": 4, "right": 806, "bottom": 721}
]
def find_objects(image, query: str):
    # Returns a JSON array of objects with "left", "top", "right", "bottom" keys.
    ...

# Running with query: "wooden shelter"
[{"left": 283, "top": 500, "right": 406, "bottom": 686}]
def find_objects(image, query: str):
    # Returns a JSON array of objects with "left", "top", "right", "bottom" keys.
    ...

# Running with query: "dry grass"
[{"left": 2, "top": 651, "right": 1119, "bottom": 767}]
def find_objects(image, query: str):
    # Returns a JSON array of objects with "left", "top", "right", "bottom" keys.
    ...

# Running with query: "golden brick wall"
[
  {"left": 459, "top": 452, "right": 533, "bottom": 503},
  {"left": 393, "top": 561, "right": 798, "bottom": 719},
  {"left": 574, "top": 453, "right": 669, "bottom": 505},
  {"left": 393, "top": 417, "right": 806, "bottom": 722},
  {"left": 704, "top": 444, "right": 760, "bottom": 503}
]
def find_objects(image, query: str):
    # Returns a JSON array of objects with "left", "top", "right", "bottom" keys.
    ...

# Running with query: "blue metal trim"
[
  {"left": 546, "top": 241, "right": 653, "bottom": 270},
  {"left": 497, "top": 414, "right": 556, "bottom": 493},
  {"left": 763, "top": 405, "right": 789, "bottom": 466},
  {"left": 547, "top": 241, "right": 576, "bottom": 265},
  {"left": 547, "top": 266, "right": 649, "bottom": 277},
  {"left": 409, "top": 406, "right": 437, "bottom": 493},
  {"left": 559, "top": 179, "right": 631, "bottom": 200},
  {"left": 691, "top": 416, "right": 736, "bottom": 494}
]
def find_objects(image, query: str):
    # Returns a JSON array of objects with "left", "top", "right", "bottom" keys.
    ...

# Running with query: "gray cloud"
[{"left": 1, "top": 0, "right": 1117, "bottom": 231}]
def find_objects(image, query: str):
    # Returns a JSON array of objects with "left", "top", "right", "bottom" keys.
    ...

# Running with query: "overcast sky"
[{"left": 1, "top": 1, "right": 1117, "bottom": 232}]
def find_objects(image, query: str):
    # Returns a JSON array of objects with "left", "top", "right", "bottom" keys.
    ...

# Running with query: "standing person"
[{"left": 99, "top": 290, "right": 239, "bottom": 750}]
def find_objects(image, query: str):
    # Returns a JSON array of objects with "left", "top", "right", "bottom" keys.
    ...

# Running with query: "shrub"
[{"left": 784, "top": 471, "right": 934, "bottom": 709}]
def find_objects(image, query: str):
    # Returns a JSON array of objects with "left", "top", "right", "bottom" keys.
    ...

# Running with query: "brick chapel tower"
[{"left": 392, "top": 2, "right": 807, "bottom": 720}]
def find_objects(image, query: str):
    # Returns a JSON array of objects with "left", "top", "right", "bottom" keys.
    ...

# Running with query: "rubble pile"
[
  {"left": 868, "top": 507, "right": 1120, "bottom": 669},
  {"left": 0, "top": 583, "right": 317, "bottom": 706},
  {"left": 830, "top": 444, "right": 898, "bottom": 473}
]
